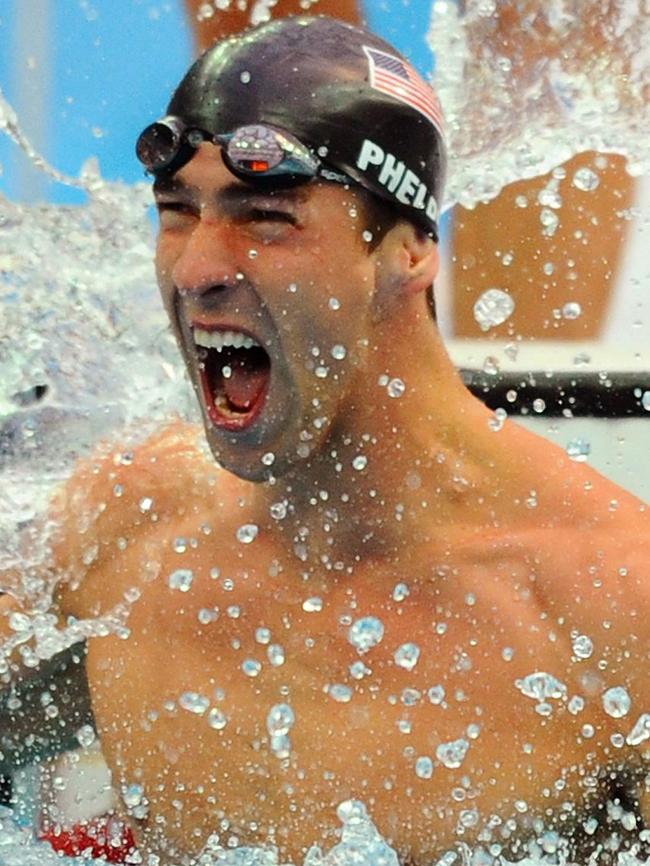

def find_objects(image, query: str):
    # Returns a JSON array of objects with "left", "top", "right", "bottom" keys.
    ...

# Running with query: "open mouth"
[{"left": 194, "top": 327, "right": 271, "bottom": 431}]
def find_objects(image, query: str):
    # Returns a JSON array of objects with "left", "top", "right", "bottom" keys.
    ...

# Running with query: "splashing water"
[
  {"left": 2, "top": 2, "right": 650, "bottom": 863},
  {"left": 430, "top": 0, "right": 650, "bottom": 208}
]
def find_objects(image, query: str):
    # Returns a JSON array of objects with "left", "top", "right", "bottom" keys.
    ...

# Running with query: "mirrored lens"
[
  {"left": 226, "top": 125, "right": 287, "bottom": 173},
  {"left": 136, "top": 120, "right": 182, "bottom": 171}
]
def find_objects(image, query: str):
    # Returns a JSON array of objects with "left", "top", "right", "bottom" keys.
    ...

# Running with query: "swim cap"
[{"left": 159, "top": 16, "right": 446, "bottom": 239}]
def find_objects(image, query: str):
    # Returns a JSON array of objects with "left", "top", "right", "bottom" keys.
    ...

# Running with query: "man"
[
  {"left": 2, "top": 15, "right": 649, "bottom": 866},
  {"left": 185, "top": 0, "right": 638, "bottom": 343}
]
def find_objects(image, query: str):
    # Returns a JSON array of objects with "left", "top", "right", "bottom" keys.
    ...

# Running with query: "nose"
[{"left": 171, "top": 217, "right": 239, "bottom": 297}]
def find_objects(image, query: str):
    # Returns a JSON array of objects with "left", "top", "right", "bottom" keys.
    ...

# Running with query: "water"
[
  {"left": 430, "top": 0, "right": 650, "bottom": 209},
  {"left": 2, "top": 0, "right": 650, "bottom": 862}
]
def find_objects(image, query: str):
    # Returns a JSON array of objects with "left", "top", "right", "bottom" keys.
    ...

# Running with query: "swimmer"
[{"left": 2, "top": 16, "right": 650, "bottom": 865}]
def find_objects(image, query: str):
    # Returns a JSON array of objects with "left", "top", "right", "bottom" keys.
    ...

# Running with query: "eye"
[
  {"left": 250, "top": 208, "right": 297, "bottom": 226},
  {"left": 156, "top": 201, "right": 196, "bottom": 228}
]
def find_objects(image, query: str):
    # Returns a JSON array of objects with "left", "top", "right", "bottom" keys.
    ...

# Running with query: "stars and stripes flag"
[{"left": 363, "top": 46, "right": 445, "bottom": 138}]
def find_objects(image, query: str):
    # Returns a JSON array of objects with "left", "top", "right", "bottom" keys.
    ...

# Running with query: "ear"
[{"left": 374, "top": 222, "right": 439, "bottom": 300}]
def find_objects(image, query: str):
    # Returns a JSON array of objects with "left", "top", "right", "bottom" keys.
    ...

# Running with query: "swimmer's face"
[{"left": 154, "top": 143, "right": 385, "bottom": 481}]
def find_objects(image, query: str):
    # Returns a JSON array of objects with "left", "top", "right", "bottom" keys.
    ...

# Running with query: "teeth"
[{"left": 194, "top": 328, "right": 260, "bottom": 351}]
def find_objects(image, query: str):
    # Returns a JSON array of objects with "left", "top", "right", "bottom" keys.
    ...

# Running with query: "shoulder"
[{"left": 51, "top": 420, "right": 223, "bottom": 597}]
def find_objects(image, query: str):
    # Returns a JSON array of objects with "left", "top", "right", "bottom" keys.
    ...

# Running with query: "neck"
[{"left": 248, "top": 301, "right": 499, "bottom": 572}]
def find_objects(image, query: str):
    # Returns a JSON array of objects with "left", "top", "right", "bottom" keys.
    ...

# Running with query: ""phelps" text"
[{"left": 356, "top": 139, "right": 438, "bottom": 221}]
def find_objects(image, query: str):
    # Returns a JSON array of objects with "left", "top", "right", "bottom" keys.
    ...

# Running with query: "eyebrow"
[{"left": 152, "top": 175, "right": 310, "bottom": 210}]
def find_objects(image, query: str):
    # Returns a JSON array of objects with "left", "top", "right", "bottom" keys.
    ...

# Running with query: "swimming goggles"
[{"left": 136, "top": 117, "right": 352, "bottom": 187}]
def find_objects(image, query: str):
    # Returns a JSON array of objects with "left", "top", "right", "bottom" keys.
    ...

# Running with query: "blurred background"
[{"left": 0, "top": 0, "right": 434, "bottom": 205}]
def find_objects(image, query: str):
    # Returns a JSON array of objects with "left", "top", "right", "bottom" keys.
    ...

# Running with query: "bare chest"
[{"left": 81, "top": 538, "right": 632, "bottom": 863}]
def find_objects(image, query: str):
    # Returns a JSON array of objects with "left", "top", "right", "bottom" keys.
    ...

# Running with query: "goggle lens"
[
  {"left": 136, "top": 118, "right": 185, "bottom": 173},
  {"left": 136, "top": 119, "right": 327, "bottom": 184},
  {"left": 225, "top": 125, "right": 287, "bottom": 173}
]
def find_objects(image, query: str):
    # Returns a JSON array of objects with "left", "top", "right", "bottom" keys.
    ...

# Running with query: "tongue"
[{"left": 223, "top": 351, "right": 268, "bottom": 412}]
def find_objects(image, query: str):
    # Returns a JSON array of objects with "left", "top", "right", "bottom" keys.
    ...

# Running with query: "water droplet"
[
  {"left": 562, "top": 301, "right": 582, "bottom": 320},
  {"left": 626, "top": 713, "right": 650, "bottom": 746},
  {"left": 532, "top": 398, "right": 546, "bottom": 413},
  {"left": 328, "top": 297, "right": 340, "bottom": 310},
  {"left": 173, "top": 537, "right": 188, "bottom": 554},
  {"left": 139, "top": 496, "right": 153, "bottom": 513},
  {"left": 270, "top": 733, "right": 291, "bottom": 758},
  {"left": 362, "top": 230, "right": 373, "bottom": 243},
  {"left": 266, "top": 703, "right": 295, "bottom": 737},
  {"left": 248, "top": 248, "right": 258, "bottom": 259},
  {"left": 602, "top": 685, "right": 631, "bottom": 718},
  {"left": 516, "top": 672, "right": 567, "bottom": 702},
  {"left": 501, "top": 647, "right": 515, "bottom": 662},
  {"left": 179, "top": 692, "right": 210, "bottom": 715},
  {"left": 387, "top": 378, "right": 405, "bottom": 398},
  {"left": 540, "top": 208, "right": 560, "bottom": 236},
  {"left": 270, "top": 500, "right": 287, "bottom": 520},
  {"left": 242, "top": 659, "right": 262, "bottom": 678},
  {"left": 392, "top": 582, "right": 410, "bottom": 602},
  {"left": 75, "top": 724, "right": 96, "bottom": 748},
  {"left": 538, "top": 188, "right": 563, "bottom": 209},
  {"left": 198, "top": 607, "right": 219, "bottom": 625},
  {"left": 236, "top": 524, "right": 258, "bottom": 544},
  {"left": 394, "top": 642, "right": 421, "bottom": 671},
  {"left": 261, "top": 452, "right": 275, "bottom": 466},
  {"left": 572, "top": 634, "right": 594, "bottom": 659},
  {"left": 436, "top": 738, "right": 470, "bottom": 769},
  {"left": 573, "top": 167, "right": 600, "bottom": 191},
  {"left": 331, "top": 344, "right": 347, "bottom": 360},
  {"left": 352, "top": 455, "right": 367, "bottom": 471},
  {"left": 483, "top": 356, "right": 500, "bottom": 375},
  {"left": 240, "top": 70, "right": 251, "bottom": 84},
  {"left": 328, "top": 683, "right": 353, "bottom": 703},
  {"left": 122, "top": 783, "right": 145, "bottom": 809},
  {"left": 348, "top": 616, "right": 385, "bottom": 654},
  {"left": 349, "top": 660, "right": 371, "bottom": 680},
  {"left": 401, "top": 688, "right": 421, "bottom": 706},
  {"left": 415, "top": 756, "right": 434, "bottom": 779},
  {"left": 302, "top": 596, "right": 323, "bottom": 612},
  {"left": 581, "top": 723, "right": 595, "bottom": 738},
  {"left": 641, "top": 391, "right": 650, "bottom": 411},
  {"left": 568, "top": 695, "right": 585, "bottom": 715},
  {"left": 566, "top": 439, "right": 591, "bottom": 462},
  {"left": 255, "top": 627, "right": 271, "bottom": 645},
  {"left": 168, "top": 568, "right": 194, "bottom": 592},
  {"left": 427, "top": 685, "right": 446, "bottom": 705},
  {"left": 473, "top": 288, "right": 515, "bottom": 331},
  {"left": 267, "top": 644, "right": 285, "bottom": 666},
  {"left": 207, "top": 708, "right": 228, "bottom": 730}
]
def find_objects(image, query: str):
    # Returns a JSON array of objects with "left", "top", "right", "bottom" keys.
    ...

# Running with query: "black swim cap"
[{"left": 160, "top": 16, "right": 446, "bottom": 240}]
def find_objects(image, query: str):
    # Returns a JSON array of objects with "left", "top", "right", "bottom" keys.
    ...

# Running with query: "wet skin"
[{"left": 3, "top": 145, "right": 650, "bottom": 863}]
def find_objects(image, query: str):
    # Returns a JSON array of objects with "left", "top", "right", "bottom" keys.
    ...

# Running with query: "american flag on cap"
[{"left": 363, "top": 46, "right": 444, "bottom": 138}]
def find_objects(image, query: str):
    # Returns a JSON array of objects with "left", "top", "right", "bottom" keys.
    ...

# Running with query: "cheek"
[{"left": 155, "top": 244, "right": 176, "bottom": 304}]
